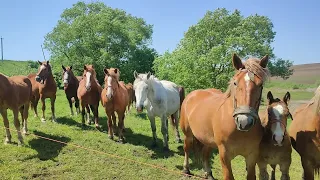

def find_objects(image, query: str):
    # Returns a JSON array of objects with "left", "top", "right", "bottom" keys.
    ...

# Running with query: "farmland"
[{"left": 0, "top": 60, "right": 319, "bottom": 179}]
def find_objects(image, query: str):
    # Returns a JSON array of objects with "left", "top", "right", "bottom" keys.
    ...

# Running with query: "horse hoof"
[
  {"left": 108, "top": 135, "right": 114, "bottom": 140},
  {"left": 176, "top": 139, "right": 182, "bottom": 143},
  {"left": 182, "top": 169, "right": 192, "bottom": 176},
  {"left": 205, "top": 172, "right": 214, "bottom": 180},
  {"left": 118, "top": 139, "right": 125, "bottom": 144},
  {"left": 41, "top": 118, "right": 46, "bottom": 122}
]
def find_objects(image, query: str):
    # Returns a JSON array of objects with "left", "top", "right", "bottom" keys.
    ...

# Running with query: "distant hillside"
[
  {"left": 0, "top": 60, "right": 38, "bottom": 76},
  {"left": 271, "top": 63, "right": 320, "bottom": 85}
]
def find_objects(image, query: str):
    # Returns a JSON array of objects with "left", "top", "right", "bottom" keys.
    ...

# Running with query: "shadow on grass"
[
  {"left": 134, "top": 112, "right": 148, "bottom": 120},
  {"left": 25, "top": 130, "right": 71, "bottom": 161},
  {"left": 124, "top": 128, "right": 178, "bottom": 159},
  {"left": 175, "top": 145, "right": 219, "bottom": 172},
  {"left": 55, "top": 117, "right": 99, "bottom": 131}
]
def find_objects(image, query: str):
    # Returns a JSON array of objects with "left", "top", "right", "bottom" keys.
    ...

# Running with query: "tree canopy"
[
  {"left": 44, "top": 1, "right": 156, "bottom": 85},
  {"left": 153, "top": 8, "right": 293, "bottom": 92}
]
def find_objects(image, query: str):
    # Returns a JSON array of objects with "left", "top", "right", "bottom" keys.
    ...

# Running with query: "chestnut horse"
[
  {"left": 125, "top": 83, "right": 134, "bottom": 113},
  {"left": 77, "top": 65, "right": 102, "bottom": 128},
  {"left": 62, "top": 65, "right": 81, "bottom": 116},
  {"left": 289, "top": 85, "right": 320, "bottom": 180},
  {"left": 0, "top": 73, "right": 32, "bottom": 145},
  {"left": 133, "top": 71, "right": 182, "bottom": 150},
  {"left": 101, "top": 68, "right": 129, "bottom": 142},
  {"left": 257, "top": 91, "right": 292, "bottom": 180},
  {"left": 28, "top": 61, "right": 57, "bottom": 122},
  {"left": 180, "top": 54, "right": 269, "bottom": 180}
]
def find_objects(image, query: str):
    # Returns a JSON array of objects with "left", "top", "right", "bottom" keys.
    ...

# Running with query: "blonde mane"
[
  {"left": 303, "top": 85, "right": 320, "bottom": 114},
  {"left": 225, "top": 58, "right": 270, "bottom": 97}
]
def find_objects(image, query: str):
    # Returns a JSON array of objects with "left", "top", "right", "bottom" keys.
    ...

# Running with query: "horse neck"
[
  {"left": 69, "top": 73, "right": 79, "bottom": 86},
  {"left": 44, "top": 73, "right": 55, "bottom": 85},
  {"left": 147, "top": 80, "right": 162, "bottom": 103}
]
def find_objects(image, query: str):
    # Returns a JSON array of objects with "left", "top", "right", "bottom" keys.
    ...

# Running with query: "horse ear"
[
  {"left": 114, "top": 68, "right": 118, "bottom": 74},
  {"left": 260, "top": 55, "right": 269, "bottom": 68},
  {"left": 134, "top": 70, "right": 138, "bottom": 79},
  {"left": 103, "top": 68, "right": 109, "bottom": 75},
  {"left": 283, "top": 92, "right": 291, "bottom": 105},
  {"left": 83, "top": 65, "right": 87, "bottom": 70},
  {"left": 267, "top": 91, "right": 274, "bottom": 105},
  {"left": 70, "top": 66, "right": 72, "bottom": 70},
  {"left": 38, "top": 60, "right": 42, "bottom": 65},
  {"left": 232, "top": 53, "right": 244, "bottom": 70},
  {"left": 147, "top": 72, "right": 151, "bottom": 79},
  {"left": 62, "top": 65, "right": 66, "bottom": 71},
  {"left": 46, "top": 61, "right": 49, "bottom": 65}
]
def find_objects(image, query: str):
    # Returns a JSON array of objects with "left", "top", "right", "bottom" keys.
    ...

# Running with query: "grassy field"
[{"left": 0, "top": 60, "right": 319, "bottom": 179}]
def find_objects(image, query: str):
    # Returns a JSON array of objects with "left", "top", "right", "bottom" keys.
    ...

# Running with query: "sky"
[{"left": 0, "top": 0, "right": 319, "bottom": 65}]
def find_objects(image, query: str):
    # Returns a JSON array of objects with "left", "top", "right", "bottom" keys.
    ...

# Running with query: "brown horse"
[
  {"left": 28, "top": 61, "right": 57, "bottom": 122},
  {"left": 257, "top": 91, "right": 292, "bottom": 180},
  {"left": 180, "top": 54, "right": 269, "bottom": 180},
  {"left": 101, "top": 68, "right": 129, "bottom": 143},
  {"left": 289, "top": 85, "right": 320, "bottom": 180},
  {"left": 77, "top": 65, "right": 102, "bottom": 128},
  {"left": 0, "top": 73, "right": 32, "bottom": 145},
  {"left": 125, "top": 83, "right": 134, "bottom": 113},
  {"left": 62, "top": 65, "right": 81, "bottom": 116}
]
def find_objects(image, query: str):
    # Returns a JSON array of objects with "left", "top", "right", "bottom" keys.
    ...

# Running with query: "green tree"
[
  {"left": 268, "top": 58, "right": 294, "bottom": 79},
  {"left": 44, "top": 1, "right": 155, "bottom": 84},
  {"left": 153, "top": 8, "right": 292, "bottom": 92}
]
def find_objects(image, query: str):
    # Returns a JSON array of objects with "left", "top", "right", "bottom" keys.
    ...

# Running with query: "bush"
[{"left": 292, "top": 84, "right": 300, "bottom": 90}]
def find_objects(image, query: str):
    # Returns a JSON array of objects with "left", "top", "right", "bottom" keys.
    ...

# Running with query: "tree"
[
  {"left": 44, "top": 1, "right": 155, "bottom": 85},
  {"left": 153, "top": 8, "right": 292, "bottom": 92},
  {"left": 268, "top": 58, "right": 293, "bottom": 79}
]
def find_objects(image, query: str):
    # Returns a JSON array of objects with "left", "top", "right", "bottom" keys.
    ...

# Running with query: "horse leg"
[
  {"left": 117, "top": 112, "right": 125, "bottom": 143},
  {"left": 257, "top": 162, "right": 269, "bottom": 180},
  {"left": 279, "top": 163, "right": 290, "bottom": 180},
  {"left": 32, "top": 96, "right": 39, "bottom": 118},
  {"left": 13, "top": 108, "right": 23, "bottom": 145},
  {"left": 68, "top": 97, "right": 74, "bottom": 116},
  {"left": 86, "top": 105, "right": 92, "bottom": 125},
  {"left": 111, "top": 112, "right": 117, "bottom": 136},
  {"left": 40, "top": 96, "right": 46, "bottom": 122},
  {"left": 0, "top": 109, "right": 11, "bottom": 144},
  {"left": 92, "top": 105, "right": 100, "bottom": 128},
  {"left": 19, "top": 105, "right": 28, "bottom": 135},
  {"left": 270, "top": 164, "right": 276, "bottom": 180},
  {"left": 106, "top": 110, "right": 114, "bottom": 140},
  {"left": 218, "top": 145, "right": 235, "bottom": 180},
  {"left": 50, "top": 96, "right": 56, "bottom": 122},
  {"left": 203, "top": 146, "right": 214, "bottom": 180},
  {"left": 172, "top": 111, "right": 182, "bottom": 143},
  {"left": 245, "top": 151, "right": 259, "bottom": 180},
  {"left": 301, "top": 158, "right": 313, "bottom": 180},
  {"left": 81, "top": 103, "right": 86, "bottom": 126},
  {"left": 147, "top": 112, "right": 157, "bottom": 148},
  {"left": 75, "top": 97, "right": 80, "bottom": 115},
  {"left": 182, "top": 134, "right": 192, "bottom": 175},
  {"left": 160, "top": 114, "right": 169, "bottom": 151}
]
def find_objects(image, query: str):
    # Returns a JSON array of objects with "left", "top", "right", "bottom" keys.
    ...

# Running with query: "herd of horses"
[{"left": 0, "top": 54, "right": 320, "bottom": 180}]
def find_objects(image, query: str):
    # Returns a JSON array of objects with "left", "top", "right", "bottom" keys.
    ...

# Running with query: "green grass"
[
  {"left": 0, "top": 89, "right": 309, "bottom": 180},
  {"left": 0, "top": 60, "right": 37, "bottom": 76}
]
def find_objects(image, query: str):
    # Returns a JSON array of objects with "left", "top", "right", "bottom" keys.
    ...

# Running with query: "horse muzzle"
[
  {"left": 85, "top": 86, "right": 91, "bottom": 92},
  {"left": 35, "top": 76, "right": 41, "bottom": 83},
  {"left": 233, "top": 106, "right": 258, "bottom": 132},
  {"left": 136, "top": 105, "right": 143, "bottom": 113}
]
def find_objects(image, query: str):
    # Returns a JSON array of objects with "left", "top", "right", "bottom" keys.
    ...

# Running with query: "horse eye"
[{"left": 234, "top": 81, "right": 238, "bottom": 86}]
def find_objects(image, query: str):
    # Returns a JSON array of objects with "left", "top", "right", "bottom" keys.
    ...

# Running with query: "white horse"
[{"left": 133, "top": 71, "right": 182, "bottom": 151}]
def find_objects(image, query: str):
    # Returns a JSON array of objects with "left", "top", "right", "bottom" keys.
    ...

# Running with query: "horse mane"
[
  {"left": 302, "top": 85, "right": 320, "bottom": 114},
  {"left": 225, "top": 58, "right": 270, "bottom": 98}
]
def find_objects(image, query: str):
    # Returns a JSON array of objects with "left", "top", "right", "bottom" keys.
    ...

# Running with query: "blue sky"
[{"left": 0, "top": 0, "right": 319, "bottom": 65}]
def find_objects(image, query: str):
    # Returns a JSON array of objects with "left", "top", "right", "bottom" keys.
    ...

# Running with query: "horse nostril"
[{"left": 272, "top": 134, "right": 276, "bottom": 142}]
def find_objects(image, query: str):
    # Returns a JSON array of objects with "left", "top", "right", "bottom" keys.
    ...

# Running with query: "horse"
[
  {"left": 77, "top": 64, "right": 102, "bottom": 128},
  {"left": 133, "top": 71, "right": 182, "bottom": 151},
  {"left": 101, "top": 68, "right": 129, "bottom": 142},
  {"left": 62, "top": 65, "right": 81, "bottom": 116},
  {"left": 289, "top": 85, "right": 320, "bottom": 180},
  {"left": 179, "top": 53, "right": 269, "bottom": 180},
  {"left": 125, "top": 83, "right": 134, "bottom": 113},
  {"left": 0, "top": 73, "right": 32, "bottom": 145},
  {"left": 28, "top": 60, "right": 57, "bottom": 122},
  {"left": 257, "top": 91, "right": 292, "bottom": 180}
]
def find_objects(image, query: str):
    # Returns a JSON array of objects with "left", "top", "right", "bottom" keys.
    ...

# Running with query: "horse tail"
[
  {"left": 179, "top": 86, "right": 185, "bottom": 111},
  {"left": 192, "top": 135, "right": 204, "bottom": 165}
]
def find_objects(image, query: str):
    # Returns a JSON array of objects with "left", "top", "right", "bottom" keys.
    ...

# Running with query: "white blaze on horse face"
[
  {"left": 244, "top": 72, "right": 251, "bottom": 98},
  {"left": 85, "top": 72, "right": 91, "bottom": 89},
  {"left": 63, "top": 72, "right": 69, "bottom": 84},
  {"left": 272, "top": 104, "right": 285, "bottom": 145},
  {"left": 106, "top": 76, "right": 113, "bottom": 99}
]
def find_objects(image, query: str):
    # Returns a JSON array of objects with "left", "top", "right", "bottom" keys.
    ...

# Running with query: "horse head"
[
  {"left": 133, "top": 71, "right": 152, "bottom": 113},
  {"left": 35, "top": 60, "right": 52, "bottom": 84},
  {"left": 62, "top": 65, "right": 74, "bottom": 90},
  {"left": 230, "top": 53, "right": 269, "bottom": 131},
  {"left": 103, "top": 68, "right": 120, "bottom": 100},
  {"left": 83, "top": 64, "right": 96, "bottom": 92},
  {"left": 264, "top": 91, "right": 292, "bottom": 146}
]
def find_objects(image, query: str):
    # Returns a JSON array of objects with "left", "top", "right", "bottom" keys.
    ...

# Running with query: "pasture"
[{"left": 0, "top": 61, "right": 320, "bottom": 179}]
